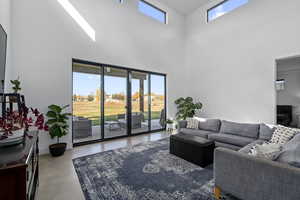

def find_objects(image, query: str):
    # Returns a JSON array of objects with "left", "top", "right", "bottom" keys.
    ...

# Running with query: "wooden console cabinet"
[{"left": 0, "top": 131, "right": 39, "bottom": 200}]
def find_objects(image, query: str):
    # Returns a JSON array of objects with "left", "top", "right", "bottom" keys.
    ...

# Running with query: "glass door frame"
[{"left": 72, "top": 58, "right": 167, "bottom": 146}]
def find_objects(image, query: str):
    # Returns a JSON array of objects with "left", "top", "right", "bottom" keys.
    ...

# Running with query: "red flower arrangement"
[{"left": 0, "top": 105, "right": 48, "bottom": 140}]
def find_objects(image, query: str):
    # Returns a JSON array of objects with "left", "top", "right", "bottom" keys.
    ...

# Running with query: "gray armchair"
[
  {"left": 73, "top": 117, "right": 92, "bottom": 139},
  {"left": 118, "top": 113, "right": 143, "bottom": 129}
]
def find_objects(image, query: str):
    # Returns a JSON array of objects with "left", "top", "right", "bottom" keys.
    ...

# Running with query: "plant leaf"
[
  {"left": 46, "top": 111, "right": 57, "bottom": 118},
  {"left": 48, "top": 104, "right": 62, "bottom": 113}
]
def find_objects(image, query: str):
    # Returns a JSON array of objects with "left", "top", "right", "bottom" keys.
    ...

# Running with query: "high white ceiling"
[{"left": 160, "top": 0, "right": 209, "bottom": 15}]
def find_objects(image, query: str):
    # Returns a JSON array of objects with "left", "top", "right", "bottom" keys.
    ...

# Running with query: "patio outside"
[{"left": 72, "top": 93, "right": 165, "bottom": 143}]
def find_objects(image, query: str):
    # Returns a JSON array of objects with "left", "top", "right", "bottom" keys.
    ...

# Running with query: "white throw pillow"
[
  {"left": 186, "top": 118, "right": 199, "bottom": 129},
  {"left": 249, "top": 142, "right": 282, "bottom": 160},
  {"left": 270, "top": 125, "right": 298, "bottom": 145}
]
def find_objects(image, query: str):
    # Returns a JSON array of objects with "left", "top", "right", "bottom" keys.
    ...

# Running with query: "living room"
[{"left": 0, "top": 0, "right": 300, "bottom": 199}]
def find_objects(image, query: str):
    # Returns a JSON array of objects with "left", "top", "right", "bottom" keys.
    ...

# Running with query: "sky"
[
  {"left": 138, "top": 0, "right": 165, "bottom": 23},
  {"left": 208, "top": 0, "right": 248, "bottom": 21},
  {"left": 73, "top": 72, "right": 165, "bottom": 96}
]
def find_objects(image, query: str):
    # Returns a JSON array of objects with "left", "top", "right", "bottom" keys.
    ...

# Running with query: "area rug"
[{"left": 73, "top": 138, "right": 236, "bottom": 200}]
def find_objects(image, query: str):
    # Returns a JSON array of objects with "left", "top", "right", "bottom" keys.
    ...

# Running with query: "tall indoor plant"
[
  {"left": 10, "top": 78, "right": 21, "bottom": 93},
  {"left": 9, "top": 78, "right": 22, "bottom": 102},
  {"left": 174, "top": 97, "right": 202, "bottom": 120},
  {"left": 46, "top": 104, "right": 71, "bottom": 157}
]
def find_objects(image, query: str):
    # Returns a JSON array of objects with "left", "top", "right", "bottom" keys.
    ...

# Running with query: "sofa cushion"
[
  {"left": 238, "top": 140, "right": 265, "bottom": 154},
  {"left": 215, "top": 142, "right": 241, "bottom": 151},
  {"left": 178, "top": 120, "right": 187, "bottom": 129},
  {"left": 220, "top": 120, "right": 259, "bottom": 139},
  {"left": 277, "top": 133, "right": 300, "bottom": 168},
  {"left": 259, "top": 124, "right": 276, "bottom": 141},
  {"left": 208, "top": 133, "right": 255, "bottom": 147},
  {"left": 180, "top": 128, "right": 214, "bottom": 139},
  {"left": 196, "top": 117, "right": 221, "bottom": 132}
]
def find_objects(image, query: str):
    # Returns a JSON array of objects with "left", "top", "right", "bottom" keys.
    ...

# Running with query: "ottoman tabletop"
[{"left": 171, "top": 133, "right": 214, "bottom": 147}]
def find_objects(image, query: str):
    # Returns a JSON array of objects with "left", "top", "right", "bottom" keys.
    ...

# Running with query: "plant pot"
[
  {"left": 9, "top": 95, "right": 19, "bottom": 103},
  {"left": 49, "top": 143, "right": 67, "bottom": 157},
  {"left": 166, "top": 123, "right": 174, "bottom": 130}
]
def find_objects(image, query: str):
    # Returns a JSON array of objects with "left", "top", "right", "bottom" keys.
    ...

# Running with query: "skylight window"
[
  {"left": 57, "top": 0, "right": 96, "bottom": 41},
  {"left": 138, "top": 0, "right": 167, "bottom": 24},
  {"left": 207, "top": 0, "right": 248, "bottom": 22}
]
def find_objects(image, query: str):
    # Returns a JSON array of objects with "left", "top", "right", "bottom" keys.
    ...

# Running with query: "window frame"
[
  {"left": 207, "top": 0, "right": 248, "bottom": 23},
  {"left": 139, "top": 0, "right": 167, "bottom": 24}
]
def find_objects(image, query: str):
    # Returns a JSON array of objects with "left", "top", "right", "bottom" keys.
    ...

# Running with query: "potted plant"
[
  {"left": 0, "top": 106, "right": 46, "bottom": 145},
  {"left": 11, "top": 78, "right": 21, "bottom": 93},
  {"left": 46, "top": 104, "right": 71, "bottom": 157},
  {"left": 9, "top": 78, "right": 22, "bottom": 102},
  {"left": 174, "top": 97, "right": 202, "bottom": 120},
  {"left": 166, "top": 118, "right": 174, "bottom": 129}
]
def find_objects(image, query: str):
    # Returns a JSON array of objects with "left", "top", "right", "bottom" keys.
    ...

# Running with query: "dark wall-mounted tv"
[{"left": 0, "top": 24, "right": 7, "bottom": 93}]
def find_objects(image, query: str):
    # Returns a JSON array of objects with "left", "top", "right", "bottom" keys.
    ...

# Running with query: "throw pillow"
[
  {"left": 249, "top": 142, "right": 282, "bottom": 160},
  {"left": 277, "top": 133, "right": 300, "bottom": 168},
  {"left": 270, "top": 125, "right": 298, "bottom": 145},
  {"left": 186, "top": 118, "right": 199, "bottom": 129}
]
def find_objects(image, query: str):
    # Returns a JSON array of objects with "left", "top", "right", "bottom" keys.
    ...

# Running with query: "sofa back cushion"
[
  {"left": 196, "top": 117, "right": 221, "bottom": 132},
  {"left": 277, "top": 133, "right": 300, "bottom": 168},
  {"left": 259, "top": 124, "right": 276, "bottom": 141},
  {"left": 220, "top": 120, "right": 259, "bottom": 138}
]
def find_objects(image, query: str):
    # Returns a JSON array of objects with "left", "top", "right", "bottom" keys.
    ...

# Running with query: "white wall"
[
  {"left": 277, "top": 60, "right": 300, "bottom": 127},
  {"left": 185, "top": 0, "right": 300, "bottom": 124},
  {"left": 0, "top": 0, "right": 12, "bottom": 88},
  {"left": 11, "top": 0, "right": 300, "bottom": 153},
  {"left": 11, "top": 0, "right": 186, "bottom": 153}
]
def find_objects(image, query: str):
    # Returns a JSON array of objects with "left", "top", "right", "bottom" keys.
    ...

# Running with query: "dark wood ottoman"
[{"left": 170, "top": 133, "right": 215, "bottom": 167}]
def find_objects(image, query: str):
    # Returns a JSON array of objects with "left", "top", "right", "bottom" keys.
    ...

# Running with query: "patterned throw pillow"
[
  {"left": 270, "top": 125, "right": 298, "bottom": 145},
  {"left": 248, "top": 142, "right": 282, "bottom": 160},
  {"left": 186, "top": 118, "right": 199, "bottom": 129}
]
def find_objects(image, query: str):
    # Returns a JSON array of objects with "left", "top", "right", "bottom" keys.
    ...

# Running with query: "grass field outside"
[{"left": 73, "top": 100, "right": 164, "bottom": 126}]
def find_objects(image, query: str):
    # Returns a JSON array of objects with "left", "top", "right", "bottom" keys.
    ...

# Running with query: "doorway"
[
  {"left": 276, "top": 55, "right": 300, "bottom": 128},
  {"left": 72, "top": 59, "right": 166, "bottom": 145}
]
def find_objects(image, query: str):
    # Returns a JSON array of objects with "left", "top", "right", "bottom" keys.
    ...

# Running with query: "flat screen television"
[{"left": 0, "top": 24, "right": 7, "bottom": 93}]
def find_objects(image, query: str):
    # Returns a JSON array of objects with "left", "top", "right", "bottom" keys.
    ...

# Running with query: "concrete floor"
[{"left": 38, "top": 131, "right": 170, "bottom": 200}]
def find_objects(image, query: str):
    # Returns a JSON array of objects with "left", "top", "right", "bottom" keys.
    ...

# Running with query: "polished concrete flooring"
[{"left": 38, "top": 131, "right": 169, "bottom": 200}]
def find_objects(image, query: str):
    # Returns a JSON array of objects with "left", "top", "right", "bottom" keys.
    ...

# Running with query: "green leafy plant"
[
  {"left": 174, "top": 97, "right": 202, "bottom": 120},
  {"left": 46, "top": 104, "right": 71, "bottom": 143},
  {"left": 10, "top": 78, "right": 21, "bottom": 93}
]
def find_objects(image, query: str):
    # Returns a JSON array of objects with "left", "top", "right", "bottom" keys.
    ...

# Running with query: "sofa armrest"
[
  {"left": 178, "top": 120, "right": 187, "bottom": 129},
  {"left": 214, "top": 147, "right": 300, "bottom": 200}
]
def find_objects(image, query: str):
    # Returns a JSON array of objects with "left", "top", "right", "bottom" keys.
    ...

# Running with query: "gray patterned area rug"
[{"left": 73, "top": 138, "right": 235, "bottom": 200}]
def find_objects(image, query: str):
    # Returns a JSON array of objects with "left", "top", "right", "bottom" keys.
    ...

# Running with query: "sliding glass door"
[
  {"left": 104, "top": 67, "right": 128, "bottom": 139},
  {"left": 150, "top": 74, "right": 166, "bottom": 131},
  {"left": 131, "top": 71, "right": 150, "bottom": 134},
  {"left": 72, "top": 59, "right": 166, "bottom": 145},
  {"left": 72, "top": 62, "right": 102, "bottom": 144}
]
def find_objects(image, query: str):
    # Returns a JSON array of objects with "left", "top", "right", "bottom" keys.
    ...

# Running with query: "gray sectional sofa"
[
  {"left": 178, "top": 119, "right": 300, "bottom": 200},
  {"left": 179, "top": 119, "right": 274, "bottom": 151}
]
